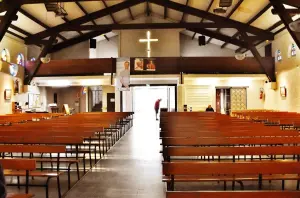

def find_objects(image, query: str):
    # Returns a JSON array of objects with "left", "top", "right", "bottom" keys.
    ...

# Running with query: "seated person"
[{"left": 205, "top": 105, "right": 214, "bottom": 112}]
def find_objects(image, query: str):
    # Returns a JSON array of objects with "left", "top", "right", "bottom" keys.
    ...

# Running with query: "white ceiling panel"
[
  {"left": 94, "top": 15, "right": 115, "bottom": 25},
  {"left": 130, "top": 3, "right": 147, "bottom": 17},
  {"left": 60, "top": 31, "right": 81, "bottom": 39},
  {"left": 251, "top": 8, "right": 281, "bottom": 30},
  {"left": 167, "top": 8, "right": 184, "bottom": 21},
  {"left": 112, "top": 9, "right": 130, "bottom": 23},
  {"left": 63, "top": 3, "right": 85, "bottom": 20},
  {"left": 189, "top": 0, "right": 211, "bottom": 11},
  {"left": 219, "top": 28, "right": 237, "bottom": 37},
  {"left": 21, "top": 4, "right": 65, "bottom": 28},
  {"left": 150, "top": 3, "right": 164, "bottom": 16},
  {"left": 79, "top": 1, "right": 104, "bottom": 13},
  {"left": 12, "top": 12, "right": 45, "bottom": 34}
]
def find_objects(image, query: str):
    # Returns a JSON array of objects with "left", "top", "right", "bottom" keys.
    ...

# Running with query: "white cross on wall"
[{"left": 139, "top": 31, "right": 158, "bottom": 57}]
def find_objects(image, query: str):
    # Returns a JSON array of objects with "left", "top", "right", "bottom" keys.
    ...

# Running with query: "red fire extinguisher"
[{"left": 259, "top": 88, "right": 264, "bottom": 99}]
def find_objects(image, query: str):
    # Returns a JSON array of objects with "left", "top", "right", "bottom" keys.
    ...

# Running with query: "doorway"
[
  {"left": 216, "top": 87, "right": 247, "bottom": 115},
  {"left": 132, "top": 85, "right": 176, "bottom": 117},
  {"left": 107, "top": 93, "right": 115, "bottom": 112}
]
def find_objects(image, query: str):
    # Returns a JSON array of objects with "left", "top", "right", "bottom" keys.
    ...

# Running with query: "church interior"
[{"left": 0, "top": 0, "right": 300, "bottom": 197}]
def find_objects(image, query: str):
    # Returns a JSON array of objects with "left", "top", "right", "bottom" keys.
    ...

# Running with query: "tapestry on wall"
[{"left": 230, "top": 88, "right": 247, "bottom": 112}]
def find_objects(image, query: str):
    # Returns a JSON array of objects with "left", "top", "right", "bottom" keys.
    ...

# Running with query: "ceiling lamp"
[
  {"left": 289, "top": 18, "right": 300, "bottom": 32},
  {"left": 40, "top": 56, "right": 51, "bottom": 64},
  {"left": 235, "top": 53, "right": 246, "bottom": 61},
  {"left": 213, "top": 8, "right": 227, "bottom": 14}
]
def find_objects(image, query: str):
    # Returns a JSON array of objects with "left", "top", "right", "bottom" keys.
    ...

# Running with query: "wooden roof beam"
[
  {"left": 192, "top": 0, "right": 214, "bottom": 40},
  {"left": 180, "top": 0, "right": 189, "bottom": 22},
  {"left": 206, "top": 0, "right": 244, "bottom": 44},
  {"left": 187, "top": 28, "right": 249, "bottom": 49},
  {"left": 19, "top": 8, "right": 67, "bottom": 41},
  {"left": 0, "top": 4, "right": 20, "bottom": 42},
  {"left": 270, "top": 0, "right": 300, "bottom": 50},
  {"left": 49, "top": 29, "right": 111, "bottom": 53},
  {"left": 221, "top": 3, "right": 271, "bottom": 49},
  {"left": 24, "top": 0, "right": 145, "bottom": 43},
  {"left": 149, "top": 0, "right": 274, "bottom": 40},
  {"left": 102, "top": 0, "right": 117, "bottom": 24}
]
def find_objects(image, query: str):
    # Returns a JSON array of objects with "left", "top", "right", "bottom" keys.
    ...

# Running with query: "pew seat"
[
  {"left": 7, "top": 194, "right": 34, "bottom": 198},
  {"left": 166, "top": 191, "right": 300, "bottom": 198},
  {"left": 163, "top": 174, "right": 300, "bottom": 190}
]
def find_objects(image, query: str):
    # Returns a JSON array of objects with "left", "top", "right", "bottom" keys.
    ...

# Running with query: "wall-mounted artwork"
[
  {"left": 4, "top": 89, "right": 11, "bottom": 100},
  {"left": 14, "top": 79, "right": 19, "bottom": 94},
  {"left": 280, "top": 87, "right": 287, "bottom": 97},
  {"left": 291, "top": 44, "right": 297, "bottom": 57},
  {"left": 28, "top": 93, "right": 40, "bottom": 108}
]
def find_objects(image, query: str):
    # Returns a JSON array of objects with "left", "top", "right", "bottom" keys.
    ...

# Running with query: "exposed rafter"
[
  {"left": 104, "top": 35, "right": 110, "bottom": 41},
  {"left": 10, "top": 24, "right": 31, "bottom": 37},
  {"left": 206, "top": 0, "right": 244, "bottom": 45},
  {"left": 221, "top": 3, "right": 272, "bottom": 49},
  {"left": 75, "top": 2, "right": 97, "bottom": 25},
  {"left": 192, "top": 0, "right": 214, "bottom": 40},
  {"left": 60, "top": 23, "right": 244, "bottom": 31},
  {"left": 102, "top": 0, "right": 117, "bottom": 24},
  {"left": 6, "top": 30, "right": 25, "bottom": 40},
  {"left": 19, "top": 8, "right": 67, "bottom": 41},
  {"left": 24, "top": 0, "right": 145, "bottom": 43},
  {"left": 187, "top": 28, "right": 248, "bottom": 49},
  {"left": 49, "top": 29, "right": 111, "bottom": 53},
  {"left": 180, "top": 0, "right": 189, "bottom": 22},
  {"left": 149, "top": 0, "right": 274, "bottom": 40},
  {"left": 239, "top": 31, "right": 276, "bottom": 82},
  {"left": 0, "top": 4, "right": 20, "bottom": 42},
  {"left": 25, "top": 34, "right": 58, "bottom": 85},
  {"left": 146, "top": 0, "right": 151, "bottom": 16},
  {"left": 62, "top": 17, "right": 83, "bottom": 36},
  {"left": 270, "top": 0, "right": 300, "bottom": 50}
]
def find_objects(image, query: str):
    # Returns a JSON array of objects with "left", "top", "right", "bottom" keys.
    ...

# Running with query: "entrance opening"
[{"left": 132, "top": 85, "right": 176, "bottom": 118}]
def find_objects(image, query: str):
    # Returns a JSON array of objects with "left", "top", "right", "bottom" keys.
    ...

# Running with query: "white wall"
[
  {"left": 180, "top": 75, "right": 266, "bottom": 112},
  {"left": 263, "top": 30, "right": 300, "bottom": 112},
  {"left": 119, "top": 29, "right": 181, "bottom": 57},
  {"left": 180, "top": 34, "right": 236, "bottom": 57},
  {"left": 92, "top": 36, "right": 119, "bottom": 58},
  {"left": 51, "top": 41, "right": 89, "bottom": 60},
  {"left": 0, "top": 35, "right": 27, "bottom": 115}
]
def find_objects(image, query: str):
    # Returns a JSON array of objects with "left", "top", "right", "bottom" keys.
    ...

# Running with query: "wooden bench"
[
  {"left": 7, "top": 194, "right": 34, "bottom": 198},
  {"left": 166, "top": 191, "right": 300, "bottom": 198},
  {"left": 163, "top": 161, "right": 300, "bottom": 191}
]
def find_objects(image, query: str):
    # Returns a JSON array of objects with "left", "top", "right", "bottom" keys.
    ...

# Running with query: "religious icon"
[
  {"left": 134, "top": 58, "right": 144, "bottom": 71},
  {"left": 276, "top": 50, "right": 282, "bottom": 62},
  {"left": 14, "top": 79, "right": 19, "bottom": 94},
  {"left": 119, "top": 61, "right": 130, "bottom": 91},
  {"left": 291, "top": 44, "right": 296, "bottom": 57},
  {"left": 146, "top": 59, "right": 156, "bottom": 71}
]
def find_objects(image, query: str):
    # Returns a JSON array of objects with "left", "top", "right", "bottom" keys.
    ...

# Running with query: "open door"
[{"left": 107, "top": 93, "right": 115, "bottom": 112}]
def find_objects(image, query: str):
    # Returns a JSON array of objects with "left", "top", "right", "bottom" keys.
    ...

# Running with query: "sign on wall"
[
  {"left": 288, "top": 43, "right": 297, "bottom": 58},
  {"left": 116, "top": 58, "right": 130, "bottom": 91}
]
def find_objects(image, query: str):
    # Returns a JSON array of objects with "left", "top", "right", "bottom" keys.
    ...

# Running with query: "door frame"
[{"left": 123, "top": 84, "right": 178, "bottom": 112}]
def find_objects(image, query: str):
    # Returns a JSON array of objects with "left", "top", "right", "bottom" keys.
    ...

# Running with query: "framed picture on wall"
[
  {"left": 280, "top": 87, "right": 287, "bottom": 97},
  {"left": 4, "top": 89, "right": 11, "bottom": 100}
]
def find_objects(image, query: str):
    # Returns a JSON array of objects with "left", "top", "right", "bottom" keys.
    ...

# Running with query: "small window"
[
  {"left": 17, "top": 53, "right": 24, "bottom": 66},
  {"left": 1, "top": 49, "right": 10, "bottom": 62}
]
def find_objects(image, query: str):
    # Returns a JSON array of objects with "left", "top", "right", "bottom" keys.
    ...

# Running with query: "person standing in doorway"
[{"left": 154, "top": 99, "right": 162, "bottom": 120}]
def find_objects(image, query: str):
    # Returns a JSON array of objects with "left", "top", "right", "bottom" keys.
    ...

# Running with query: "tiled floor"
[{"left": 65, "top": 115, "right": 166, "bottom": 198}]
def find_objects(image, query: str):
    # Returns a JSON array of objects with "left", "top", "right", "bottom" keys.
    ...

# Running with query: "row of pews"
[
  {"left": 160, "top": 112, "right": 300, "bottom": 198},
  {"left": 0, "top": 112, "right": 133, "bottom": 198},
  {"left": 232, "top": 110, "right": 300, "bottom": 129}
]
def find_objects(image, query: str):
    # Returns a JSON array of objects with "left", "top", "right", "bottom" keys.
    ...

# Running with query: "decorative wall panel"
[{"left": 231, "top": 88, "right": 247, "bottom": 111}]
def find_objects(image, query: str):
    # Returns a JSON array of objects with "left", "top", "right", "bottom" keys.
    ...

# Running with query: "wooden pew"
[
  {"left": 0, "top": 159, "right": 36, "bottom": 194},
  {"left": 163, "top": 161, "right": 300, "bottom": 191},
  {"left": 166, "top": 191, "right": 300, "bottom": 198}
]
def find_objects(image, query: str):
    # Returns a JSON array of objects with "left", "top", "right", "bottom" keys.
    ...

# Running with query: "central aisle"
[{"left": 65, "top": 115, "right": 165, "bottom": 198}]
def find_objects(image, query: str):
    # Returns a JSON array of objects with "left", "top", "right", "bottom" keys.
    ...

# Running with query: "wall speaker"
[
  {"left": 198, "top": 36, "right": 206, "bottom": 46},
  {"left": 90, "top": 39, "right": 96, "bottom": 49}
]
